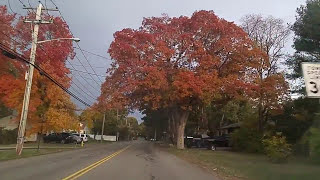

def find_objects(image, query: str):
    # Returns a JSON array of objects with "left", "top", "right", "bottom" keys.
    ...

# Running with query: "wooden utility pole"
[
  {"left": 101, "top": 113, "right": 105, "bottom": 143},
  {"left": 16, "top": 3, "right": 55, "bottom": 155},
  {"left": 116, "top": 109, "right": 119, "bottom": 141}
]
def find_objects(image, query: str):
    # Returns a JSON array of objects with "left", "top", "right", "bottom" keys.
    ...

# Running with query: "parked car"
[
  {"left": 185, "top": 134, "right": 230, "bottom": 151},
  {"left": 212, "top": 134, "right": 231, "bottom": 147},
  {"left": 43, "top": 133, "right": 71, "bottom": 144},
  {"left": 185, "top": 134, "right": 216, "bottom": 150},
  {"left": 73, "top": 133, "right": 88, "bottom": 142},
  {"left": 65, "top": 134, "right": 82, "bottom": 144}
]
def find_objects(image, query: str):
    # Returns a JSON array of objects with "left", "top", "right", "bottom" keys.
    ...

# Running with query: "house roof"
[
  {"left": 220, "top": 122, "right": 241, "bottom": 129},
  {"left": 0, "top": 115, "right": 18, "bottom": 130}
]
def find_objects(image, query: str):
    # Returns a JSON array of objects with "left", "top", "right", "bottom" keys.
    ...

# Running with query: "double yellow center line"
[{"left": 62, "top": 145, "right": 131, "bottom": 180}]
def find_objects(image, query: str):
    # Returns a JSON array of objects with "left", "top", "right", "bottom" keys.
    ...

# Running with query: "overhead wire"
[
  {"left": 5, "top": 1, "right": 104, "bottom": 101},
  {"left": 48, "top": 0, "right": 104, "bottom": 83},
  {"left": 69, "top": 68, "right": 107, "bottom": 77},
  {"left": 0, "top": 30, "right": 96, "bottom": 105},
  {"left": 7, "top": 0, "right": 23, "bottom": 18},
  {"left": 0, "top": 19, "right": 97, "bottom": 105},
  {"left": 0, "top": 42, "right": 92, "bottom": 107},
  {"left": 22, "top": 0, "right": 106, "bottom": 86},
  {"left": 0, "top": 8, "right": 102, "bottom": 96},
  {"left": 73, "top": 46, "right": 112, "bottom": 61},
  {"left": 66, "top": 62, "right": 107, "bottom": 69}
]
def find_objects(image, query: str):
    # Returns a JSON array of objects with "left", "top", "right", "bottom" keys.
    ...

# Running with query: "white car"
[{"left": 73, "top": 133, "right": 88, "bottom": 142}]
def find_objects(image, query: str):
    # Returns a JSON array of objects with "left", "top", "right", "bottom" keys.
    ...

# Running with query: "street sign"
[{"left": 301, "top": 62, "right": 320, "bottom": 98}]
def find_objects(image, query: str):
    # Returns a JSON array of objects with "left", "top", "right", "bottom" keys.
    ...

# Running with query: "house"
[
  {"left": 0, "top": 115, "right": 17, "bottom": 130},
  {"left": 0, "top": 114, "right": 37, "bottom": 142},
  {"left": 79, "top": 122, "right": 90, "bottom": 134},
  {"left": 217, "top": 122, "right": 241, "bottom": 136}
]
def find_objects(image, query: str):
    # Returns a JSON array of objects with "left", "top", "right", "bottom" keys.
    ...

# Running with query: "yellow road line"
[{"left": 62, "top": 145, "right": 131, "bottom": 180}]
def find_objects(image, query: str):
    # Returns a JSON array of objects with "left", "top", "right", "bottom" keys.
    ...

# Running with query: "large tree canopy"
[{"left": 100, "top": 10, "right": 266, "bottom": 149}]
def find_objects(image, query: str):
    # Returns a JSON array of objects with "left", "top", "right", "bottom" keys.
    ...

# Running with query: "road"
[{"left": 0, "top": 140, "right": 219, "bottom": 180}]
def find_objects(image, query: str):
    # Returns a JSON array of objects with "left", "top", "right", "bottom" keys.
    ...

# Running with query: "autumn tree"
[
  {"left": 0, "top": 6, "right": 17, "bottom": 118},
  {"left": 241, "top": 14, "right": 290, "bottom": 132},
  {"left": 101, "top": 11, "right": 265, "bottom": 149},
  {"left": 0, "top": 6, "right": 78, "bottom": 134}
]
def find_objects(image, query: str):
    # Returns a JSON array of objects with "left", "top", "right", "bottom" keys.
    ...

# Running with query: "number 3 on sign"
[{"left": 310, "top": 81, "right": 319, "bottom": 94}]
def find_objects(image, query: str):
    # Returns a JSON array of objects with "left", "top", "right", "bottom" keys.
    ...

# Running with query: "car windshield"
[{"left": 1, "top": 1, "right": 318, "bottom": 180}]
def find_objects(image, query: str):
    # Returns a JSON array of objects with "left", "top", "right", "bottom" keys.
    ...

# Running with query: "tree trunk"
[
  {"left": 172, "top": 108, "right": 189, "bottom": 150},
  {"left": 258, "top": 83, "right": 264, "bottom": 132},
  {"left": 258, "top": 102, "right": 263, "bottom": 132},
  {"left": 168, "top": 113, "right": 176, "bottom": 144},
  {"left": 176, "top": 122, "right": 187, "bottom": 149}
]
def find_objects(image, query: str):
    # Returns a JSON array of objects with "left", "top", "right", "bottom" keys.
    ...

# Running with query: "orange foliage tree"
[
  {"left": 0, "top": 6, "right": 78, "bottom": 134},
  {"left": 241, "top": 15, "right": 290, "bottom": 132},
  {"left": 100, "top": 10, "right": 266, "bottom": 149}
]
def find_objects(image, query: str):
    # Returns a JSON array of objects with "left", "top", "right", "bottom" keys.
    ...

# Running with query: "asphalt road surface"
[{"left": 0, "top": 140, "right": 219, "bottom": 180}]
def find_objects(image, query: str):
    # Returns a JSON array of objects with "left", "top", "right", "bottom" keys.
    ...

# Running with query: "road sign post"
[{"left": 301, "top": 62, "right": 320, "bottom": 99}]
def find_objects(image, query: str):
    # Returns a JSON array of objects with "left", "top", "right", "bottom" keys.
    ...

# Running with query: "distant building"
[
  {"left": 0, "top": 115, "right": 17, "bottom": 130},
  {"left": 0, "top": 113, "right": 37, "bottom": 142},
  {"left": 79, "top": 122, "right": 90, "bottom": 134},
  {"left": 217, "top": 122, "right": 241, "bottom": 136}
]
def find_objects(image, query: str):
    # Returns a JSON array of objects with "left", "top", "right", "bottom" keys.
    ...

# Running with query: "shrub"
[
  {"left": 231, "top": 128, "right": 263, "bottom": 153},
  {"left": 308, "top": 128, "right": 320, "bottom": 163},
  {"left": 262, "top": 135, "right": 292, "bottom": 163},
  {"left": 0, "top": 128, "right": 18, "bottom": 144}
]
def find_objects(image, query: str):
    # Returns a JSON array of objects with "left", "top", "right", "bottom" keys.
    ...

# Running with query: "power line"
[
  {"left": 75, "top": 43, "right": 104, "bottom": 83},
  {"left": 0, "top": 17, "right": 101, "bottom": 99},
  {"left": 1, "top": 29, "right": 96, "bottom": 105},
  {"left": 73, "top": 52, "right": 103, "bottom": 86},
  {"left": 7, "top": 0, "right": 23, "bottom": 18},
  {"left": 69, "top": 68, "right": 107, "bottom": 77},
  {"left": 0, "top": 31, "right": 95, "bottom": 105},
  {"left": 20, "top": 0, "right": 104, "bottom": 86},
  {"left": 1, "top": 4, "right": 103, "bottom": 102},
  {"left": 0, "top": 21, "right": 99, "bottom": 103},
  {"left": 67, "top": 62, "right": 107, "bottom": 69},
  {"left": 38, "top": 44, "right": 101, "bottom": 95},
  {"left": 48, "top": 0, "right": 104, "bottom": 83},
  {"left": 0, "top": 42, "right": 92, "bottom": 107},
  {"left": 73, "top": 46, "right": 112, "bottom": 61}
]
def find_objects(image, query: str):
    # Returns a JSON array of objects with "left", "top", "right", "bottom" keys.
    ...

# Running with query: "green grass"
[
  {"left": 0, "top": 140, "right": 113, "bottom": 161},
  {"left": 0, "top": 142, "right": 82, "bottom": 148},
  {"left": 167, "top": 148, "right": 320, "bottom": 180},
  {"left": 0, "top": 148, "right": 74, "bottom": 161}
]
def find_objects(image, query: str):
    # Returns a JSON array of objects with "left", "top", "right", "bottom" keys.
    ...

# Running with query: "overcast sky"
[{"left": 4, "top": 0, "right": 307, "bottom": 122}]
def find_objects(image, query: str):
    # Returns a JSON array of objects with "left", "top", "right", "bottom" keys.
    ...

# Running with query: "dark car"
[
  {"left": 43, "top": 133, "right": 72, "bottom": 144},
  {"left": 185, "top": 134, "right": 231, "bottom": 151},
  {"left": 185, "top": 134, "right": 216, "bottom": 150},
  {"left": 212, "top": 134, "right": 231, "bottom": 147},
  {"left": 65, "top": 135, "right": 82, "bottom": 144}
]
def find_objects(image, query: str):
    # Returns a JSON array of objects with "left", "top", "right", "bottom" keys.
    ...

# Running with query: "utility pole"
[
  {"left": 101, "top": 113, "right": 105, "bottom": 143},
  {"left": 116, "top": 109, "right": 119, "bottom": 141},
  {"left": 16, "top": 3, "right": 55, "bottom": 155}
]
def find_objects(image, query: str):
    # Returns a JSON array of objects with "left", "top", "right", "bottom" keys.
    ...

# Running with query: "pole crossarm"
[{"left": 23, "top": 19, "right": 53, "bottom": 24}]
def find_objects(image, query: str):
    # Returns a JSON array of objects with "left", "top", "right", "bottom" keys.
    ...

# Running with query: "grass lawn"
[
  {"left": 0, "top": 148, "right": 74, "bottom": 161},
  {"left": 0, "top": 142, "right": 82, "bottom": 148},
  {"left": 167, "top": 148, "right": 320, "bottom": 180},
  {"left": 0, "top": 140, "right": 112, "bottom": 161}
]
